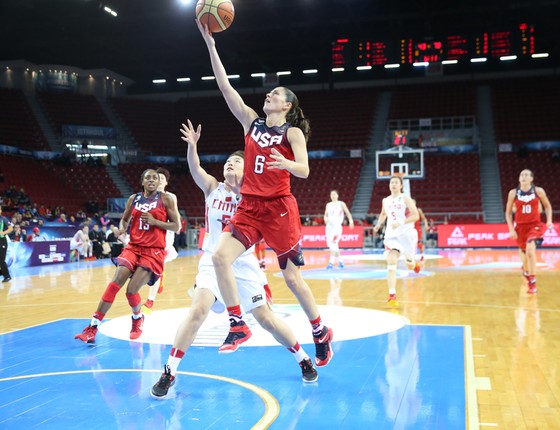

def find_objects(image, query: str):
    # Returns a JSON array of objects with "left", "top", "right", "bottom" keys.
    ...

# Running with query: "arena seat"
[{"left": 0, "top": 88, "right": 49, "bottom": 150}]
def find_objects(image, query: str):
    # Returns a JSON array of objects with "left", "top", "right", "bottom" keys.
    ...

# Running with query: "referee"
[{"left": 0, "top": 205, "right": 14, "bottom": 282}]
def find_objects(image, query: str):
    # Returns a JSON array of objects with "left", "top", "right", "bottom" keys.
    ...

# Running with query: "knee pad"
[
  {"left": 126, "top": 292, "right": 141, "bottom": 308},
  {"left": 101, "top": 282, "right": 121, "bottom": 304}
]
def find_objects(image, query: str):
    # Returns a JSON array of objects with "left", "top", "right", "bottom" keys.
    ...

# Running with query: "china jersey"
[
  {"left": 242, "top": 118, "right": 294, "bottom": 198},
  {"left": 202, "top": 183, "right": 252, "bottom": 257},
  {"left": 129, "top": 191, "right": 167, "bottom": 249},
  {"left": 164, "top": 191, "right": 178, "bottom": 248},
  {"left": 383, "top": 194, "right": 413, "bottom": 239},
  {"left": 326, "top": 201, "right": 345, "bottom": 227},
  {"left": 514, "top": 185, "right": 541, "bottom": 225}
]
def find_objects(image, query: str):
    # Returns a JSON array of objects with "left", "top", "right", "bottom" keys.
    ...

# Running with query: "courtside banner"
[
  {"left": 438, "top": 224, "right": 560, "bottom": 248},
  {"left": 197, "top": 226, "right": 364, "bottom": 249},
  {"left": 300, "top": 226, "right": 364, "bottom": 248}
]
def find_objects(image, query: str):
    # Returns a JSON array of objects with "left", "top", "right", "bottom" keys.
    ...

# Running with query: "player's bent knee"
[
  {"left": 126, "top": 292, "right": 141, "bottom": 308},
  {"left": 101, "top": 281, "right": 121, "bottom": 304}
]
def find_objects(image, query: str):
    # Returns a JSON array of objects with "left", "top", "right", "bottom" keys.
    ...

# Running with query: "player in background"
[
  {"left": 373, "top": 176, "right": 421, "bottom": 306},
  {"left": 150, "top": 120, "right": 318, "bottom": 399},
  {"left": 75, "top": 169, "right": 180, "bottom": 343},
  {"left": 505, "top": 169, "right": 553, "bottom": 294},
  {"left": 142, "top": 167, "right": 181, "bottom": 313},
  {"left": 410, "top": 199, "right": 428, "bottom": 264},
  {"left": 196, "top": 20, "right": 334, "bottom": 367},
  {"left": 324, "top": 189, "right": 354, "bottom": 269},
  {"left": 254, "top": 239, "right": 267, "bottom": 270}
]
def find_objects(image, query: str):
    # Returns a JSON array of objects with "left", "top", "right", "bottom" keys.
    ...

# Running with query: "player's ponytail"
[{"left": 284, "top": 87, "right": 311, "bottom": 142}]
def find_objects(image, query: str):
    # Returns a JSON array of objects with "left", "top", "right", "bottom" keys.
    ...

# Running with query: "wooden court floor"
[{"left": 1, "top": 248, "right": 559, "bottom": 429}]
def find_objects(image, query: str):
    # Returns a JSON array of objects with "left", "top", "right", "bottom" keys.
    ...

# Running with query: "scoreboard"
[{"left": 332, "top": 23, "right": 536, "bottom": 67}]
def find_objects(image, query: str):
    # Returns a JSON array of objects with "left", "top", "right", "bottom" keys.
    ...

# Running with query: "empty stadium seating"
[
  {"left": 492, "top": 76, "right": 560, "bottom": 144},
  {"left": 293, "top": 158, "right": 363, "bottom": 216},
  {"left": 389, "top": 82, "right": 476, "bottom": 119},
  {"left": 369, "top": 153, "right": 482, "bottom": 223},
  {"left": 0, "top": 88, "right": 49, "bottom": 150},
  {"left": 498, "top": 151, "right": 560, "bottom": 209},
  {"left": 0, "top": 154, "right": 80, "bottom": 213},
  {"left": 36, "top": 91, "right": 112, "bottom": 136}
]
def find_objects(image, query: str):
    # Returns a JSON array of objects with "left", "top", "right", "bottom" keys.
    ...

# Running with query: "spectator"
[
  {"left": 99, "top": 212, "right": 111, "bottom": 227},
  {"left": 89, "top": 224, "right": 104, "bottom": 259},
  {"left": 175, "top": 215, "right": 187, "bottom": 249},
  {"left": 57, "top": 213, "right": 68, "bottom": 223},
  {"left": 27, "top": 227, "right": 47, "bottom": 241},
  {"left": 0, "top": 205, "right": 14, "bottom": 283},
  {"left": 426, "top": 218, "right": 438, "bottom": 247},
  {"left": 9, "top": 225, "right": 27, "bottom": 242}
]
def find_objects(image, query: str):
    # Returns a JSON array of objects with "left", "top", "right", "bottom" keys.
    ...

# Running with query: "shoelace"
[
  {"left": 223, "top": 330, "right": 242, "bottom": 345},
  {"left": 157, "top": 366, "right": 174, "bottom": 388},
  {"left": 314, "top": 339, "right": 330, "bottom": 359}
]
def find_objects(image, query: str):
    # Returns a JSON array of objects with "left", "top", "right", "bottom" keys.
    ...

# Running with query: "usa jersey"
[
  {"left": 242, "top": 118, "right": 294, "bottom": 198},
  {"left": 202, "top": 183, "right": 252, "bottom": 256},
  {"left": 326, "top": 201, "right": 345, "bottom": 227},
  {"left": 383, "top": 194, "right": 413, "bottom": 239},
  {"left": 129, "top": 191, "right": 167, "bottom": 248},
  {"left": 514, "top": 185, "right": 540, "bottom": 224}
]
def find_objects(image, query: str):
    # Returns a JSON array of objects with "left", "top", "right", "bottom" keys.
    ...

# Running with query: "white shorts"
[
  {"left": 326, "top": 224, "right": 342, "bottom": 248},
  {"left": 70, "top": 240, "right": 83, "bottom": 253},
  {"left": 195, "top": 251, "right": 268, "bottom": 314},
  {"left": 164, "top": 244, "right": 178, "bottom": 263},
  {"left": 383, "top": 228, "right": 418, "bottom": 262}
]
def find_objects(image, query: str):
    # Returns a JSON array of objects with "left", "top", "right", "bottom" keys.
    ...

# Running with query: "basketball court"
[{"left": 2, "top": 247, "right": 559, "bottom": 429}]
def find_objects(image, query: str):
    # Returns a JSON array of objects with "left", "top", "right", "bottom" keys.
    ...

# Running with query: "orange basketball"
[{"left": 196, "top": 0, "right": 235, "bottom": 33}]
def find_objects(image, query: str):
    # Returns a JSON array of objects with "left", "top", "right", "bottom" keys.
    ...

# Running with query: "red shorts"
[
  {"left": 225, "top": 194, "right": 304, "bottom": 269},
  {"left": 117, "top": 244, "right": 165, "bottom": 284},
  {"left": 515, "top": 222, "right": 545, "bottom": 251}
]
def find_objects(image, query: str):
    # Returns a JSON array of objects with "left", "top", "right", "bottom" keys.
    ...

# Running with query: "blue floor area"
[{"left": 0, "top": 319, "right": 466, "bottom": 429}]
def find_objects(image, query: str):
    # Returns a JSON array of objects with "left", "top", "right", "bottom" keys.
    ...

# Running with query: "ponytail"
[{"left": 283, "top": 87, "right": 311, "bottom": 142}]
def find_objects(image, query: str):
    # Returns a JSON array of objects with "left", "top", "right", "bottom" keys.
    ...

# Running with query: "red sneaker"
[
  {"left": 313, "top": 326, "right": 334, "bottom": 367},
  {"left": 527, "top": 284, "right": 537, "bottom": 294},
  {"left": 218, "top": 320, "right": 252, "bottom": 354},
  {"left": 413, "top": 262, "right": 421, "bottom": 273},
  {"left": 388, "top": 293, "right": 399, "bottom": 306},
  {"left": 142, "top": 299, "right": 154, "bottom": 315},
  {"left": 74, "top": 325, "right": 98, "bottom": 344},
  {"left": 130, "top": 315, "right": 144, "bottom": 340}
]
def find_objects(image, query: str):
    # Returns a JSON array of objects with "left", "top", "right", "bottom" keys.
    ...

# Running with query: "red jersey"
[
  {"left": 514, "top": 185, "right": 541, "bottom": 225},
  {"left": 129, "top": 191, "right": 168, "bottom": 249},
  {"left": 242, "top": 118, "right": 294, "bottom": 198}
]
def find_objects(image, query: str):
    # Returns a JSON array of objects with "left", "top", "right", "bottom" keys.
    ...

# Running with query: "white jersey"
[
  {"left": 164, "top": 191, "right": 178, "bottom": 262},
  {"left": 196, "top": 182, "right": 265, "bottom": 314},
  {"left": 325, "top": 201, "right": 345, "bottom": 227},
  {"left": 382, "top": 194, "right": 413, "bottom": 239},
  {"left": 202, "top": 183, "right": 252, "bottom": 257}
]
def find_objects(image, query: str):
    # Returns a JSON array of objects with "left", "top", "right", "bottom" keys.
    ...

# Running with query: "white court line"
[{"left": 465, "top": 325, "right": 480, "bottom": 430}]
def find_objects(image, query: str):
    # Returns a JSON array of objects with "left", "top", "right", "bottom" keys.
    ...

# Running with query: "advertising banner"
[
  {"left": 438, "top": 223, "right": 560, "bottom": 248},
  {"left": 7, "top": 241, "right": 71, "bottom": 269},
  {"left": 197, "top": 226, "right": 364, "bottom": 249}
]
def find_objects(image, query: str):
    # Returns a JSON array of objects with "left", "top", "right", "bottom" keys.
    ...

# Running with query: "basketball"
[{"left": 196, "top": 0, "right": 235, "bottom": 33}]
